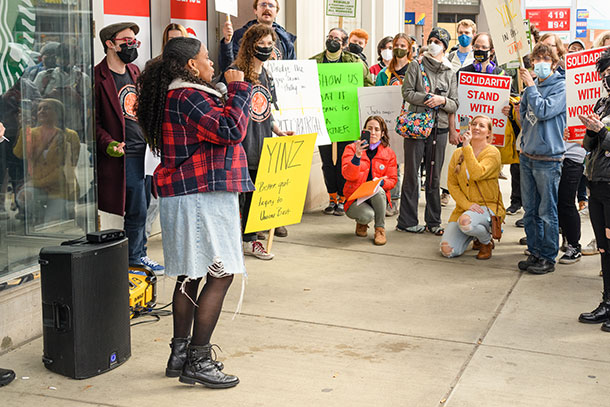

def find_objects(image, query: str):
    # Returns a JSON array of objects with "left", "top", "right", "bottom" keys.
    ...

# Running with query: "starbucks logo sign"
[{"left": 0, "top": 0, "right": 36, "bottom": 93}]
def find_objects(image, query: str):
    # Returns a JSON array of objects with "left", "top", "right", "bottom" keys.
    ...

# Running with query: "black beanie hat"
[{"left": 428, "top": 27, "right": 451, "bottom": 50}]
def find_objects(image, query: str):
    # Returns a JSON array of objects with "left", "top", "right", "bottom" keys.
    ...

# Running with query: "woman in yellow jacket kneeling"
[{"left": 440, "top": 115, "right": 505, "bottom": 260}]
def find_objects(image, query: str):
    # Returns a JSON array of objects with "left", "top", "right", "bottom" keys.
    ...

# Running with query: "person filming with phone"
[
  {"left": 341, "top": 116, "right": 397, "bottom": 245},
  {"left": 440, "top": 115, "right": 505, "bottom": 260}
]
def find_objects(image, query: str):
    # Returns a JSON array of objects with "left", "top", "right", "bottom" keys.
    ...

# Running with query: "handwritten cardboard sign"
[
  {"left": 481, "top": 0, "right": 530, "bottom": 65},
  {"left": 457, "top": 72, "right": 512, "bottom": 147},
  {"left": 566, "top": 47, "right": 610, "bottom": 140},
  {"left": 318, "top": 63, "right": 363, "bottom": 143},
  {"left": 357, "top": 86, "right": 404, "bottom": 163},
  {"left": 245, "top": 133, "right": 317, "bottom": 233},
  {"left": 265, "top": 60, "right": 331, "bottom": 146}
]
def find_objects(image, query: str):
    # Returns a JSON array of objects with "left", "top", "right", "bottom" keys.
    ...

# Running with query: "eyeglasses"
[
  {"left": 258, "top": 2, "right": 276, "bottom": 9},
  {"left": 114, "top": 37, "right": 141, "bottom": 48},
  {"left": 327, "top": 35, "right": 343, "bottom": 43}
]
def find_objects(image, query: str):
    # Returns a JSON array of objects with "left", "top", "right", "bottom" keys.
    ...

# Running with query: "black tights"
[{"left": 172, "top": 275, "right": 234, "bottom": 346}]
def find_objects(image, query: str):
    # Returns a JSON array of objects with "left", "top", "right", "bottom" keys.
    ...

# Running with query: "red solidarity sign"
[
  {"left": 171, "top": 0, "right": 207, "bottom": 21},
  {"left": 525, "top": 8, "right": 570, "bottom": 32},
  {"left": 565, "top": 47, "right": 610, "bottom": 140},
  {"left": 104, "top": 0, "right": 150, "bottom": 17}
]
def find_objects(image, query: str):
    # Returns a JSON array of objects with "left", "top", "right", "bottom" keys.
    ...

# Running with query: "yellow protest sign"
[
  {"left": 245, "top": 133, "right": 317, "bottom": 233},
  {"left": 481, "top": 0, "right": 530, "bottom": 65}
]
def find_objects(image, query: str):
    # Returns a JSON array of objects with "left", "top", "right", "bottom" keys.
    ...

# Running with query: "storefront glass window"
[{"left": 0, "top": 0, "right": 96, "bottom": 284}]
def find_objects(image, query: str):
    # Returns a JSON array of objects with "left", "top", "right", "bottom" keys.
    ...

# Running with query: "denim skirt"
[{"left": 159, "top": 191, "right": 246, "bottom": 279}]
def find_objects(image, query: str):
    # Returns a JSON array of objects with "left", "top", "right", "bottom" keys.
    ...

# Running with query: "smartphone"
[
  {"left": 360, "top": 130, "right": 371, "bottom": 145},
  {"left": 459, "top": 116, "right": 470, "bottom": 134}
]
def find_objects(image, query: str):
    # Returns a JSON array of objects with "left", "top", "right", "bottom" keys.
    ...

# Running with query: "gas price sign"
[{"left": 525, "top": 8, "right": 570, "bottom": 32}]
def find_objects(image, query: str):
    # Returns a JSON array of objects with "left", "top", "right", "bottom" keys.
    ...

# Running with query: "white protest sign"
[
  {"left": 265, "top": 60, "right": 331, "bottom": 146},
  {"left": 326, "top": 0, "right": 357, "bottom": 18},
  {"left": 481, "top": 0, "right": 530, "bottom": 65},
  {"left": 214, "top": 0, "right": 237, "bottom": 17},
  {"left": 357, "top": 86, "right": 404, "bottom": 163},
  {"left": 457, "top": 72, "right": 512, "bottom": 147},
  {"left": 565, "top": 47, "right": 610, "bottom": 140}
]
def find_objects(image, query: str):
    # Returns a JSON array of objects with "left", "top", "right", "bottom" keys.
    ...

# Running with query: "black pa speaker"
[{"left": 39, "top": 237, "right": 131, "bottom": 379}]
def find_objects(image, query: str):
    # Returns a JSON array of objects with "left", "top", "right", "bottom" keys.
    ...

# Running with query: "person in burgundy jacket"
[
  {"left": 342, "top": 116, "right": 398, "bottom": 246},
  {"left": 94, "top": 22, "right": 163, "bottom": 271}
]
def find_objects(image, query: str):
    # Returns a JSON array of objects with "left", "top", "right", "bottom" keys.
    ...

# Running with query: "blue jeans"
[
  {"left": 125, "top": 155, "right": 148, "bottom": 264},
  {"left": 520, "top": 155, "right": 562, "bottom": 263},
  {"left": 440, "top": 208, "right": 493, "bottom": 258}
]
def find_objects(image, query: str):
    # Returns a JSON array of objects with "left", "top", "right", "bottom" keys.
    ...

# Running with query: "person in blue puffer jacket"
[{"left": 517, "top": 43, "right": 566, "bottom": 275}]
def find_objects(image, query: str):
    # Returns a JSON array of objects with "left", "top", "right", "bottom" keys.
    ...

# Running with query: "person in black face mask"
[
  {"left": 225, "top": 24, "right": 294, "bottom": 258},
  {"left": 94, "top": 22, "right": 164, "bottom": 271},
  {"left": 458, "top": 33, "right": 506, "bottom": 77},
  {"left": 347, "top": 29, "right": 370, "bottom": 67},
  {"left": 310, "top": 28, "right": 374, "bottom": 216}
]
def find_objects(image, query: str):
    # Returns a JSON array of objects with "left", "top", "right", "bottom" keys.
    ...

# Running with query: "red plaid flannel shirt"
[{"left": 155, "top": 81, "right": 255, "bottom": 197}]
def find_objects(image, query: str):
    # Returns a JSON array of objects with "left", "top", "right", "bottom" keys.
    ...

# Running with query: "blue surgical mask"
[
  {"left": 458, "top": 34, "right": 472, "bottom": 48},
  {"left": 534, "top": 62, "right": 552, "bottom": 80}
]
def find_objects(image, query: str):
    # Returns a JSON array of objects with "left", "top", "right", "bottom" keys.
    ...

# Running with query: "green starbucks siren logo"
[{"left": 0, "top": 0, "right": 36, "bottom": 93}]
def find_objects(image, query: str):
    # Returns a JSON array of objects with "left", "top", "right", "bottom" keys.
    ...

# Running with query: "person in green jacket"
[{"left": 310, "top": 28, "right": 374, "bottom": 216}]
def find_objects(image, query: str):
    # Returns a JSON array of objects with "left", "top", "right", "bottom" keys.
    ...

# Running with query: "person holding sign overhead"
[
  {"left": 342, "top": 116, "right": 397, "bottom": 245},
  {"left": 516, "top": 43, "right": 566, "bottom": 275},
  {"left": 578, "top": 49, "right": 610, "bottom": 332},
  {"left": 440, "top": 115, "right": 504, "bottom": 260},
  {"left": 225, "top": 24, "right": 294, "bottom": 260},
  {"left": 396, "top": 27, "right": 458, "bottom": 236},
  {"left": 311, "top": 28, "right": 374, "bottom": 216},
  {"left": 136, "top": 37, "right": 253, "bottom": 388},
  {"left": 219, "top": 0, "right": 296, "bottom": 72}
]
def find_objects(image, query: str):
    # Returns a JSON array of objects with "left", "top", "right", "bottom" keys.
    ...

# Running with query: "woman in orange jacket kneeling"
[
  {"left": 440, "top": 115, "right": 505, "bottom": 259},
  {"left": 342, "top": 116, "right": 398, "bottom": 245}
]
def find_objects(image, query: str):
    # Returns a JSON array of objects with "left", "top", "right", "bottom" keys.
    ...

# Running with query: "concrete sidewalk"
[{"left": 1, "top": 198, "right": 609, "bottom": 406}]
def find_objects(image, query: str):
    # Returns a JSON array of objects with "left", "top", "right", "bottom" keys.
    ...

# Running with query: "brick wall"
[{"left": 405, "top": 0, "right": 434, "bottom": 44}]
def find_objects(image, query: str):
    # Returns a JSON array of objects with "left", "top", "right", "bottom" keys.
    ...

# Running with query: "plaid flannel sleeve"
[{"left": 182, "top": 81, "right": 252, "bottom": 146}]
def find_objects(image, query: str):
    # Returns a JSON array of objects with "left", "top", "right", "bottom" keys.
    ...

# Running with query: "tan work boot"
[
  {"left": 476, "top": 241, "right": 494, "bottom": 260},
  {"left": 472, "top": 239, "right": 494, "bottom": 251},
  {"left": 356, "top": 223, "right": 368, "bottom": 237},
  {"left": 374, "top": 227, "right": 386, "bottom": 245}
]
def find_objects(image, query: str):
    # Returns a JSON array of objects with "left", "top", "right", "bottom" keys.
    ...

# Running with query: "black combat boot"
[
  {"left": 579, "top": 291, "right": 610, "bottom": 324},
  {"left": 0, "top": 368, "right": 16, "bottom": 387},
  {"left": 166, "top": 337, "right": 190, "bottom": 377},
  {"left": 179, "top": 344, "right": 239, "bottom": 389},
  {"left": 166, "top": 337, "right": 224, "bottom": 377}
]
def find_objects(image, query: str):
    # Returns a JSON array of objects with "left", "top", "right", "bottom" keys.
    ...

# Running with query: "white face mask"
[
  {"left": 428, "top": 42, "right": 443, "bottom": 57},
  {"left": 381, "top": 48, "right": 393, "bottom": 61}
]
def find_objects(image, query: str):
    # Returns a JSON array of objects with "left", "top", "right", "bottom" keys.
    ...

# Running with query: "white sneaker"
[
  {"left": 582, "top": 239, "right": 599, "bottom": 256},
  {"left": 243, "top": 241, "right": 274, "bottom": 260}
]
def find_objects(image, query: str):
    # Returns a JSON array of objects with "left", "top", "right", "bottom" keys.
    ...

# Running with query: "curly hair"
[
  {"left": 364, "top": 116, "right": 390, "bottom": 147},
  {"left": 234, "top": 24, "right": 276, "bottom": 84},
  {"left": 540, "top": 33, "right": 566, "bottom": 60},
  {"left": 136, "top": 37, "right": 207, "bottom": 155}
]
